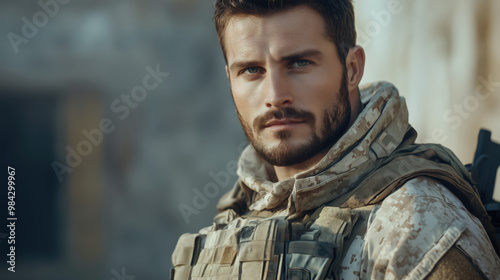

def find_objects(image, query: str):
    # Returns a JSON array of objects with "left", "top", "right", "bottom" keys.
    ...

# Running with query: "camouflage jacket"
[{"left": 171, "top": 82, "right": 500, "bottom": 279}]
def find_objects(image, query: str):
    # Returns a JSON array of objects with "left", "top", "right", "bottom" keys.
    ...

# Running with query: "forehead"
[{"left": 223, "top": 5, "right": 334, "bottom": 63}]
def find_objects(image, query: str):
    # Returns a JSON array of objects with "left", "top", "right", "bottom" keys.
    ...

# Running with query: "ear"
[
  {"left": 225, "top": 65, "right": 230, "bottom": 81},
  {"left": 345, "top": 46, "right": 365, "bottom": 93}
]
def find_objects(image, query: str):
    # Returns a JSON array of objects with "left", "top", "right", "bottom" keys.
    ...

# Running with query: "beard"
[{"left": 236, "top": 71, "right": 351, "bottom": 167}]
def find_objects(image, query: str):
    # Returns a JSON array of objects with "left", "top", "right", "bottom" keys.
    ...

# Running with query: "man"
[{"left": 171, "top": 1, "right": 500, "bottom": 279}]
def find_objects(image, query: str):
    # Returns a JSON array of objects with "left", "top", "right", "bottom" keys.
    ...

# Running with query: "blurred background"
[{"left": 0, "top": 0, "right": 498, "bottom": 279}]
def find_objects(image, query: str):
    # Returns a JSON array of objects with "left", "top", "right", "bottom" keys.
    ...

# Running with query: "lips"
[{"left": 264, "top": 118, "right": 305, "bottom": 128}]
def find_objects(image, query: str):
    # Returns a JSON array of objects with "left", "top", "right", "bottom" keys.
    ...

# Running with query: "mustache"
[{"left": 254, "top": 107, "right": 315, "bottom": 130}]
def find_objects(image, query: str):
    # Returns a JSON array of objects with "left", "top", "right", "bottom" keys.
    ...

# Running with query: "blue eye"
[
  {"left": 244, "top": 67, "right": 260, "bottom": 74},
  {"left": 291, "top": 60, "right": 310, "bottom": 68}
]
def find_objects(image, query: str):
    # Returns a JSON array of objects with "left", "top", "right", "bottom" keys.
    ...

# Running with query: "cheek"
[
  {"left": 231, "top": 86, "right": 257, "bottom": 125},
  {"left": 295, "top": 66, "right": 342, "bottom": 95},
  {"left": 295, "top": 78, "right": 340, "bottom": 128},
  {"left": 296, "top": 79, "right": 339, "bottom": 110},
  {"left": 231, "top": 79, "right": 264, "bottom": 119}
]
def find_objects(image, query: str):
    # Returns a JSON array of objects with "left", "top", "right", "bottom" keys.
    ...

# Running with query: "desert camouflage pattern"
[
  {"left": 340, "top": 176, "right": 500, "bottom": 279},
  {"left": 171, "top": 82, "right": 500, "bottom": 279}
]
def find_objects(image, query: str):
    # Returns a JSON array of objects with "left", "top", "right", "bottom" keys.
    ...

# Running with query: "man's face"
[{"left": 224, "top": 5, "right": 351, "bottom": 166}]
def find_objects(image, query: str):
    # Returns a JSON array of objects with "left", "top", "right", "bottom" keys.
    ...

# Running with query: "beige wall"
[{"left": 355, "top": 0, "right": 500, "bottom": 164}]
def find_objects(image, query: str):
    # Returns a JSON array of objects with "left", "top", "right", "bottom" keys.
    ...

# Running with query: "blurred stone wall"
[{"left": 1, "top": 0, "right": 245, "bottom": 279}]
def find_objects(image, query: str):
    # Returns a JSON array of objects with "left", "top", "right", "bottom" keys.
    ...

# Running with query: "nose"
[{"left": 263, "top": 71, "right": 293, "bottom": 109}]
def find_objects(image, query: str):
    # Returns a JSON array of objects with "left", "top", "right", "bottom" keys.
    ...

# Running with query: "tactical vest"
[
  {"left": 172, "top": 131, "right": 500, "bottom": 279},
  {"left": 171, "top": 204, "right": 375, "bottom": 280}
]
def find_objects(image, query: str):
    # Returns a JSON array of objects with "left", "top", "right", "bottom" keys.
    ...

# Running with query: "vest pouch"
[
  {"left": 171, "top": 233, "right": 206, "bottom": 280},
  {"left": 238, "top": 219, "right": 289, "bottom": 279},
  {"left": 191, "top": 227, "right": 238, "bottom": 278},
  {"left": 285, "top": 240, "right": 335, "bottom": 280}
]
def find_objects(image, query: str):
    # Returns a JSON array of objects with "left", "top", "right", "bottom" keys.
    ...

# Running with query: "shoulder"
[{"left": 360, "top": 177, "right": 500, "bottom": 279}]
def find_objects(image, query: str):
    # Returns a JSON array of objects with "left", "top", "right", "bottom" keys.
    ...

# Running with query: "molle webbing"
[
  {"left": 171, "top": 205, "right": 374, "bottom": 280},
  {"left": 171, "top": 218, "right": 289, "bottom": 279},
  {"left": 238, "top": 219, "right": 289, "bottom": 279}
]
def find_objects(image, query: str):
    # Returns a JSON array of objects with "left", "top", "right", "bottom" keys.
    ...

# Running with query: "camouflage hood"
[{"left": 236, "top": 81, "right": 410, "bottom": 213}]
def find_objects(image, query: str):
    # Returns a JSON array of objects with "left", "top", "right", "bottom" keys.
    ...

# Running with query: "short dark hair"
[{"left": 214, "top": 0, "right": 356, "bottom": 64}]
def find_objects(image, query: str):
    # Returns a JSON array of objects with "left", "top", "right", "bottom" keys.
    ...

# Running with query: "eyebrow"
[{"left": 229, "top": 49, "right": 323, "bottom": 73}]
